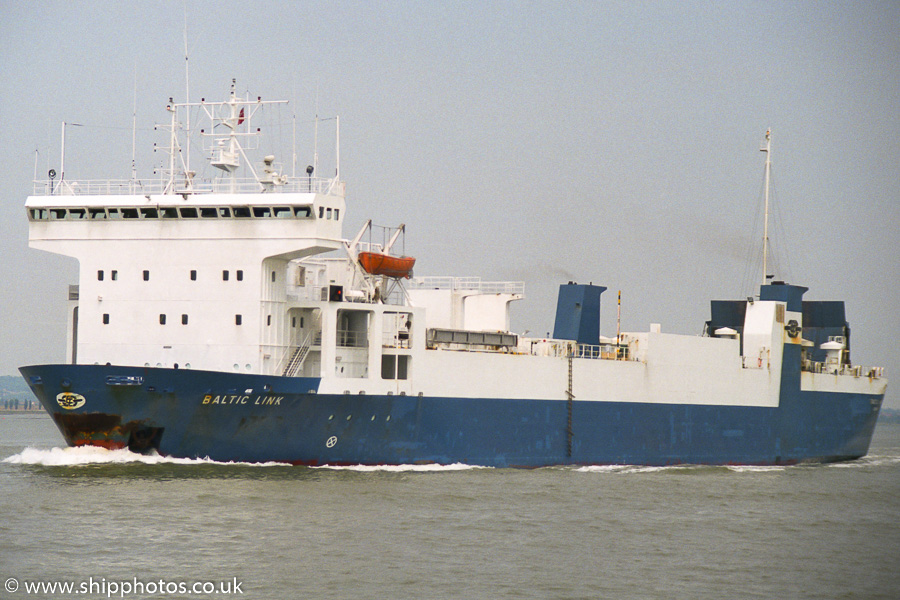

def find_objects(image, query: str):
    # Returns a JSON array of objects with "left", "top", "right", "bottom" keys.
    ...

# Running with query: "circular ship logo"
[
  {"left": 786, "top": 319, "right": 801, "bottom": 338},
  {"left": 56, "top": 392, "right": 86, "bottom": 410}
]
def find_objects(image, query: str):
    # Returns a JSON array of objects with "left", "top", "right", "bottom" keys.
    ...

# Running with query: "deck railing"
[
  {"left": 802, "top": 361, "right": 884, "bottom": 378},
  {"left": 410, "top": 277, "right": 524, "bottom": 295},
  {"left": 32, "top": 176, "right": 342, "bottom": 196},
  {"left": 337, "top": 329, "right": 367, "bottom": 348}
]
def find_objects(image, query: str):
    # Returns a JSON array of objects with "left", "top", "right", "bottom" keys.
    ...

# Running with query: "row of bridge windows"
[{"left": 29, "top": 205, "right": 332, "bottom": 221}]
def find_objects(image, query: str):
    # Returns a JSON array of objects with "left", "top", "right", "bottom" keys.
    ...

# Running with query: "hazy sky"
[{"left": 1, "top": 1, "right": 897, "bottom": 407}]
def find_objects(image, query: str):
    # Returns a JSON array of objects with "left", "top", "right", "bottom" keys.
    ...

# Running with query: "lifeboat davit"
[{"left": 358, "top": 252, "right": 416, "bottom": 278}]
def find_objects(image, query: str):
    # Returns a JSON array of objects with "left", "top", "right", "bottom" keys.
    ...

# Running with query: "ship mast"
[{"left": 760, "top": 129, "right": 772, "bottom": 286}]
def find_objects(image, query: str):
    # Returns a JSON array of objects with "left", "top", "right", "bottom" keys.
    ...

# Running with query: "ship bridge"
[{"left": 25, "top": 82, "right": 349, "bottom": 375}]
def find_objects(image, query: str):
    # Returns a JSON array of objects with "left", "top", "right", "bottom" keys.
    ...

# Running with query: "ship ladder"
[{"left": 283, "top": 331, "right": 314, "bottom": 377}]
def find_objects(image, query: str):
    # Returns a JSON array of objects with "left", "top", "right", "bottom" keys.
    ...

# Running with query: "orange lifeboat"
[{"left": 358, "top": 252, "right": 416, "bottom": 278}]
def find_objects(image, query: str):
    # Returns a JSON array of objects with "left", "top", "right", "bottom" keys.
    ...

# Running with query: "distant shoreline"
[{"left": 879, "top": 409, "right": 900, "bottom": 424}]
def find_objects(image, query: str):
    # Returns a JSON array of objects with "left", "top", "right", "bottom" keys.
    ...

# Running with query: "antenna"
[
  {"left": 166, "top": 98, "right": 177, "bottom": 193},
  {"left": 183, "top": 4, "right": 191, "bottom": 178},
  {"left": 616, "top": 290, "right": 621, "bottom": 347},
  {"left": 760, "top": 129, "right": 772, "bottom": 286},
  {"left": 313, "top": 88, "right": 319, "bottom": 179},
  {"left": 291, "top": 79, "right": 296, "bottom": 178},
  {"left": 131, "top": 64, "right": 137, "bottom": 191},
  {"left": 59, "top": 121, "right": 83, "bottom": 192},
  {"left": 335, "top": 114, "right": 340, "bottom": 180},
  {"left": 60, "top": 121, "right": 66, "bottom": 188}
]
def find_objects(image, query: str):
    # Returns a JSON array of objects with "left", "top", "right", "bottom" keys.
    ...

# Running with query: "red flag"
[{"left": 237, "top": 108, "right": 245, "bottom": 125}]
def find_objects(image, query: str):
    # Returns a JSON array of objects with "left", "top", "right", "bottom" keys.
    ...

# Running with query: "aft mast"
[{"left": 760, "top": 129, "right": 772, "bottom": 286}]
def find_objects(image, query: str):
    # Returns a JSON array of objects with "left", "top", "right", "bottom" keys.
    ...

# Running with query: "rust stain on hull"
[{"left": 52, "top": 412, "right": 161, "bottom": 452}]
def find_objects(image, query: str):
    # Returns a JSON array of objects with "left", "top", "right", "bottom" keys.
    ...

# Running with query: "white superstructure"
[{"left": 27, "top": 83, "right": 345, "bottom": 375}]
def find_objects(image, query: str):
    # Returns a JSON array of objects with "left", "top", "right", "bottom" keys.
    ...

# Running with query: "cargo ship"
[{"left": 20, "top": 83, "right": 887, "bottom": 467}]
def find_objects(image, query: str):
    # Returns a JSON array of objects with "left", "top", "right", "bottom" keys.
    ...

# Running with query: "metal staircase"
[{"left": 282, "top": 330, "right": 314, "bottom": 377}]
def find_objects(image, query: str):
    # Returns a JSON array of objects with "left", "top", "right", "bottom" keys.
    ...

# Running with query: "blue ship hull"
[{"left": 19, "top": 358, "right": 883, "bottom": 467}]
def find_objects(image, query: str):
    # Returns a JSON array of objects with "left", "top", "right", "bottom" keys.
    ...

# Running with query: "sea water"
[{"left": 1, "top": 413, "right": 897, "bottom": 600}]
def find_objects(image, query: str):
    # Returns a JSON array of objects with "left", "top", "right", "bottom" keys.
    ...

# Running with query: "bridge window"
[
  {"left": 67, "top": 208, "right": 86, "bottom": 220},
  {"left": 236, "top": 270, "right": 243, "bottom": 281},
  {"left": 179, "top": 207, "right": 198, "bottom": 218},
  {"left": 159, "top": 314, "right": 166, "bottom": 325},
  {"left": 89, "top": 208, "right": 107, "bottom": 220},
  {"left": 97, "top": 270, "right": 104, "bottom": 281},
  {"left": 122, "top": 208, "right": 139, "bottom": 219},
  {"left": 160, "top": 207, "right": 178, "bottom": 219},
  {"left": 218, "top": 207, "right": 232, "bottom": 217},
  {"left": 200, "top": 207, "right": 218, "bottom": 218},
  {"left": 252, "top": 207, "right": 271, "bottom": 218},
  {"left": 233, "top": 206, "right": 251, "bottom": 218},
  {"left": 223, "top": 270, "right": 229, "bottom": 281},
  {"left": 293, "top": 206, "right": 312, "bottom": 218},
  {"left": 140, "top": 207, "right": 158, "bottom": 218},
  {"left": 111, "top": 270, "right": 117, "bottom": 281}
]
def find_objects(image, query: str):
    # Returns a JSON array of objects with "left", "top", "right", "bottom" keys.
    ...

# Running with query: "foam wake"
[
  {"left": 312, "top": 463, "right": 486, "bottom": 472},
  {"left": 828, "top": 454, "right": 900, "bottom": 469},
  {"left": 3, "top": 447, "right": 484, "bottom": 471},
  {"left": 574, "top": 464, "right": 692, "bottom": 474},
  {"left": 3, "top": 446, "right": 289, "bottom": 467}
]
